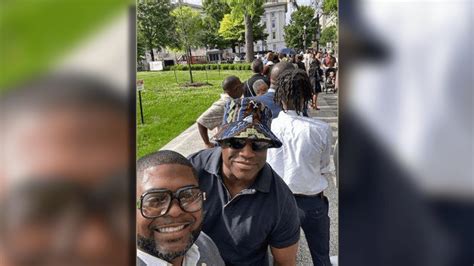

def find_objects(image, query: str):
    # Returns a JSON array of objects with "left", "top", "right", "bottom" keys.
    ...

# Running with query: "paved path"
[{"left": 161, "top": 92, "right": 339, "bottom": 265}]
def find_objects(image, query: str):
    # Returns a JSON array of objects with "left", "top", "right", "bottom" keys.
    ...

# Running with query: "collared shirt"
[
  {"left": 196, "top": 94, "right": 231, "bottom": 130},
  {"left": 267, "top": 110, "right": 333, "bottom": 195},
  {"left": 136, "top": 232, "right": 224, "bottom": 266},
  {"left": 256, "top": 87, "right": 281, "bottom": 119},
  {"left": 188, "top": 148, "right": 300, "bottom": 266},
  {"left": 137, "top": 245, "right": 199, "bottom": 266}
]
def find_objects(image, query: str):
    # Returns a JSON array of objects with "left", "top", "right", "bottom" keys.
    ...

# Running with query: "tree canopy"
[
  {"left": 201, "top": 0, "right": 231, "bottom": 49},
  {"left": 171, "top": 6, "right": 204, "bottom": 83},
  {"left": 284, "top": 6, "right": 317, "bottom": 51},
  {"left": 137, "top": 0, "right": 175, "bottom": 61},
  {"left": 170, "top": 6, "right": 204, "bottom": 51},
  {"left": 322, "top": 0, "right": 338, "bottom": 15},
  {"left": 319, "top": 25, "right": 337, "bottom": 47},
  {"left": 225, "top": 0, "right": 265, "bottom": 62}
]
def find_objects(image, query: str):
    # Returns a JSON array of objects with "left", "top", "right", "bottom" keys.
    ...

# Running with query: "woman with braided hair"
[
  {"left": 308, "top": 53, "right": 324, "bottom": 110},
  {"left": 274, "top": 68, "right": 313, "bottom": 115}
]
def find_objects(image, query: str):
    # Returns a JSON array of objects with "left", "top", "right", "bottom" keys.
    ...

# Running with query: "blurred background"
[
  {"left": 339, "top": 0, "right": 472, "bottom": 265},
  {"left": 0, "top": 1, "right": 135, "bottom": 265}
]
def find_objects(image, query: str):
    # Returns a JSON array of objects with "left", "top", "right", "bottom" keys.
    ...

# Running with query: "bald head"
[{"left": 270, "top": 62, "right": 295, "bottom": 85}]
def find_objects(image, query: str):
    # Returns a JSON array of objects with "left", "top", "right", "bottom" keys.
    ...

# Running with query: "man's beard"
[{"left": 137, "top": 226, "right": 201, "bottom": 263}]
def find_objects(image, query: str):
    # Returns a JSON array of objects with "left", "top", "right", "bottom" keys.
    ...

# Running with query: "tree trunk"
[
  {"left": 150, "top": 47, "right": 155, "bottom": 62},
  {"left": 244, "top": 13, "right": 254, "bottom": 63},
  {"left": 187, "top": 47, "right": 194, "bottom": 83}
]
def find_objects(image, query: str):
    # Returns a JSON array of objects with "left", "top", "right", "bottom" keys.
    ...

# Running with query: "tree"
[
  {"left": 219, "top": 14, "right": 245, "bottom": 45},
  {"left": 218, "top": 7, "right": 267, "bottom": 55},
  {"left": 137, "top": 0, "right": 175, "bottom": 62},
  {"left": 226, "top": 0, "right": 265, "bottom": 62},
  {"left": 319, "top": 25, "right": 337, "bottom": 47},
  {"left": 171, "top": 6, "right": 204, "bottom": 83},
  {"left": 137, "top": 31, "right": 147, "bottom": 70},
  {"left": 322, "top": 0, "right": 338, "bottom": 15},
  {"left": 284, "top": 6, "right": 317, "bottom": 51},
  {"left": 201, "top": 0, "right": 231, "bottom": 50}
]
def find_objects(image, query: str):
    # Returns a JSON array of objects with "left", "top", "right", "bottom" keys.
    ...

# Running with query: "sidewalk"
[{"left": 160, "top": 92, "right": 339, "bottom": 264}]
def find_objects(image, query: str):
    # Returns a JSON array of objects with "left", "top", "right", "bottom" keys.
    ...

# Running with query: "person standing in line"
[
  {"left": 308, "top": 54, "right": 323, "bottom": 110},
  {"left": 197, "top": 76, "right": 244, "bottom": 148},
  {"left": 267, "top": 68, "right": 334, "bottom": 266}
]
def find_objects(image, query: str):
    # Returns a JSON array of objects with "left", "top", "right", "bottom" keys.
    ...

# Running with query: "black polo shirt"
[{"left": 188, "top": 148, "right": 300, "bottom": 266}]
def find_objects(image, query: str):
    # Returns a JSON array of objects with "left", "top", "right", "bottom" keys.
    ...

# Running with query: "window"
[
  {"left": 263, "top": 22, "right": 267, "bottom": 29},
  {"left": 272, "top": 32, "right": 276, "bottom": 39},
  {"left": 271, "top": 20, "right": 275, "bottom": 28},
  {"left": 273, "top": 44, "right": 276, "bottom": 51},
  {"left": 271, "top": 12, "right": 275, "bottom": 17}
]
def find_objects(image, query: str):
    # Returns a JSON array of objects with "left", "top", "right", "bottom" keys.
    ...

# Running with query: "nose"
[
  {"left": 167, "top": 198, "right": 185, "bottom": 217},
  {"left": 239, "top": 142, "right": 256, "bottom": 158}
]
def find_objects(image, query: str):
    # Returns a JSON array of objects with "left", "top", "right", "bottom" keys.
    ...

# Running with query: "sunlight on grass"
[{"left": 136, "top": 69, "right": 253, "bottom": 158}]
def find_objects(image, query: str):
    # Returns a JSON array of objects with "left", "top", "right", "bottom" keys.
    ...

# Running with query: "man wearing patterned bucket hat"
[{"left": 188, "top": 98, "right": 300, "bottom": 266}]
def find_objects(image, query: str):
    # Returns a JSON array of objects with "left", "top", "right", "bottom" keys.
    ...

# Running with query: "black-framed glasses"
[
  {"left": 137, "top": 185, "right": 206, "bottom": 219},
  {"left": 220, "top": 138, "right": 272, "bottom": 151}
]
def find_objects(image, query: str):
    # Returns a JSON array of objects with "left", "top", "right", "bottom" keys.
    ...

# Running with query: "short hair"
[
  {"left": 252, "top": 79, "right": 268, "bottom": 93},
  {"left": 270, "top": 62, "right": 295, "bottom": 84},
  {"left": 222, "top": 75, "right": 241, "bottom": 92},
  {"left": 137, "top": 150, "right": 198, "bottom": 183},
  {"left": 274, "top": 69, "right": 312, "bottom": 115},
  {"left": 252, "top": 59, "right": 263, "bottom": 73}
]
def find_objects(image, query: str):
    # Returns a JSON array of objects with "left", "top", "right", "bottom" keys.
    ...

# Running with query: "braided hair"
[{"left": 274, "top": 69, "right": 312, "bottom": 115}]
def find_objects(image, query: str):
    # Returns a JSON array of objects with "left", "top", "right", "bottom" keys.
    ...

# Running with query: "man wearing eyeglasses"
[
  {"left": 188, "top": 98, "right": 300, "bottom": 266},
  {"left": 136, "top": 150, "right": 224, "bottom": 266}
]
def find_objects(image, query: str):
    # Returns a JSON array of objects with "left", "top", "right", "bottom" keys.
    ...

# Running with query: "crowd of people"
[{"left": 137, "top": 58, "right": 336, "bottom": 265}]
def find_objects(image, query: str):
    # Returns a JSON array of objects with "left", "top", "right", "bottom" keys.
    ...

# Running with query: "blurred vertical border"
[
  {"left": 1, "top": 1, "right": 136, "bottom": 265},
  {"left": 339, "top": 0, "right": 472, "bottom": 265}
]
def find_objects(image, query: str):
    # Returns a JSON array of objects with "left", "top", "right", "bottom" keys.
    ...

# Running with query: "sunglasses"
[
  {"left": 137, "top": 185, "right": 206, "bottom": 219},
  {"left": 220, "top": 138, "right": 272, "bottom": 151}
]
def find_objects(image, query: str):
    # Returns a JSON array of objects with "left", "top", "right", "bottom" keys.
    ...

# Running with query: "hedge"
[{"left": 164, "top": 63, "right": 251, "bottom": 71}]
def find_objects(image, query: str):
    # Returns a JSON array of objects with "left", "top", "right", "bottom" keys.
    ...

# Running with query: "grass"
[{"left": 136, "top": 69, "right": 253, "bottom": 158}]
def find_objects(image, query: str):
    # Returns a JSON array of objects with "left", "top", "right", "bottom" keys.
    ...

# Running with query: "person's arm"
[
  {"left": 271, "top": 242, "right": 298, "bottom": 266},
  {"left": 321, "top": 124, "right": 334, "bottom": 174},
  {"left": 197, "top": 122, "right": 215, "bottom": 149}
]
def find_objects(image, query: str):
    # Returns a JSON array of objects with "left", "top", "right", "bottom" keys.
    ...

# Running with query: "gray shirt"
[{"left": 136, "top": 232, "right": 224, "bottom": 266}]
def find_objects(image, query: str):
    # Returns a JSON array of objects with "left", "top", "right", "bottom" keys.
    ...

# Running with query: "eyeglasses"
[
  {"left": 220, "top": 138, "right": 272, "bottom": 151},
  {"left": 137, "top": 186, "right": 206, "bottom": 219}
]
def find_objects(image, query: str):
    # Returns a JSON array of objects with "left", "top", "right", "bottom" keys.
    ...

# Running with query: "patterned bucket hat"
[{"left": 212, "top": 98, "right": 282, "bottom": 148}]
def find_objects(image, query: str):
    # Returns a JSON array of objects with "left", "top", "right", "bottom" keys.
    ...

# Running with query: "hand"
[{"left": 205, "top": 142, "right": 215, "bottom": 149}]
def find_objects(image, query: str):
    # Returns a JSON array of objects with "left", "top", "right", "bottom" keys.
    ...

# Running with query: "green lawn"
[{"left": 137, "top": 69, "right": 253, "bottom": 158}]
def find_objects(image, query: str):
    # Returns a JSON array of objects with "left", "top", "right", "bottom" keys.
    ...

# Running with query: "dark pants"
[{"left": 295, "top": 194, "right": 331, "bottom": 266}]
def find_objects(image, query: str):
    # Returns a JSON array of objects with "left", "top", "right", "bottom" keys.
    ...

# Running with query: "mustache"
[{"left": 147, "top": 216, "right": 196, "bottom": 230}]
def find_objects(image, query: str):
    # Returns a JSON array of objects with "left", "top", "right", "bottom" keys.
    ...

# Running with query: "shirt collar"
[
  {"left": 137, "top": 243, "right": 200, "bottom": 266},
  {"left": 205, "top": 148, "right": 272, "bottom": 193},
  {"left": 268, "top": 87, "right": 275, "bottom": 93},
  {"left": 137, "top": 249, "right": 171, "bottom": 266}
]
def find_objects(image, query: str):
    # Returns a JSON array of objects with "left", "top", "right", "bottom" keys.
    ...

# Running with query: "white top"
[
  {"left": 267, "top": 110, "right": 333, "bottom": 195},
  {"left": 137, "top": 243, "right": 200, "bottom": 266}
]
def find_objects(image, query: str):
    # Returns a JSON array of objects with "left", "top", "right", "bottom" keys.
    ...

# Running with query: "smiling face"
[
  {"left": 136, "top": 164, "right": 202, "bottom": 262},
  {"left": 221, "top": 141, "right": 267, "bottom": 185}
]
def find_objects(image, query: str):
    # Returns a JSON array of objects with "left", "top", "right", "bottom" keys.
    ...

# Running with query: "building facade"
[{"left": 256, "top": 0, "right": 288, "bottom": 53}]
